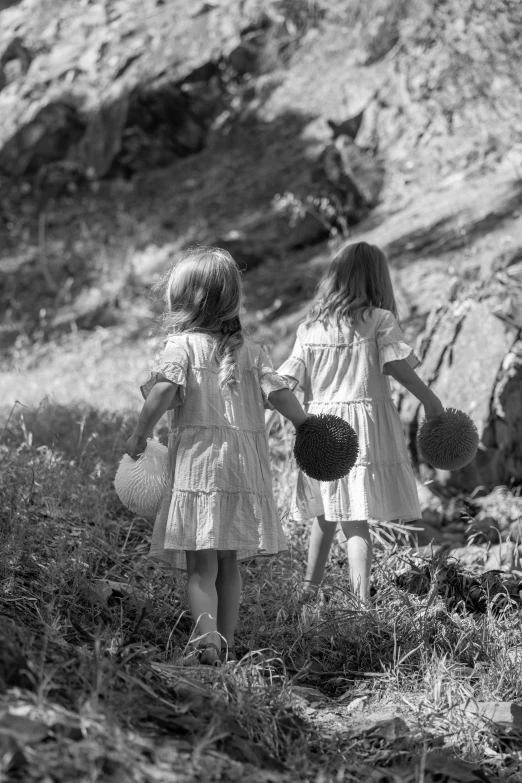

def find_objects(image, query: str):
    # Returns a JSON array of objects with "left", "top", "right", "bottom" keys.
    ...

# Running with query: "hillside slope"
[{"left": 1, "top": 1, "right": 522, "bottom": 486}]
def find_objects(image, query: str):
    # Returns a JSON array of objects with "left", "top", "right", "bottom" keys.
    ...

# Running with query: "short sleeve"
[
  {"left": 258, "top": 346, "right": 289, "bottom": 410},
  {"left": 140, "top": 336, "right": 189, "bottom": 408},
  {"left": 376, "top": 311, "right": 420, "bottom": 374},
  {"left": 277, "top": 328, "right": 306, "bottom": 393}
]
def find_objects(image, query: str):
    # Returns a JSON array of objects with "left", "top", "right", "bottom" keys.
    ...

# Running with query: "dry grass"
[{"left": 1, "top": 402, "right": 522, "bottom": 782}]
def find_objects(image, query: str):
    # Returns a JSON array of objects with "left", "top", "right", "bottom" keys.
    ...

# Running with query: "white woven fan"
[{"left": 114, "top": 439, "right": 169, "bottom": 517}]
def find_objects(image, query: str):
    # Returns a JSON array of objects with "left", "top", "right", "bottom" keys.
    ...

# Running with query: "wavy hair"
[
  {"left": 307, "top": 241, "right": 398, "bottom": 325},
  {"left": 159, "top": 246, "right": 244, "bottom": 388}
]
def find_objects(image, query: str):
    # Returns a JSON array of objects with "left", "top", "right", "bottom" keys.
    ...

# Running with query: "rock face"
[
  {"left": 399, "top": 261, "right": 522, "bottom": 494},
  {"left": 0, "top": 0, "right": 244, "bottom": 181}
]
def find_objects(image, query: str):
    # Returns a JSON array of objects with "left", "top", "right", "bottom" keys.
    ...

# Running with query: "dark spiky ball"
[
  {"left": 417, "top": 408, "right": 479, "bottom": 471},
  {"left": 294, "top": 414, "right": 359, "bottom": 482}
]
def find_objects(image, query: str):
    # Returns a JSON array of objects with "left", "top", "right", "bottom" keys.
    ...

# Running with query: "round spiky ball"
[
  {"left": 114, "top": 439, "right": 169, "bottom": 517},
  {"left": 294, "top": 414, "right": 359, "bottom": 482},
  {"left": 417, "top": 408, "right": 479, "bottom": 471}
]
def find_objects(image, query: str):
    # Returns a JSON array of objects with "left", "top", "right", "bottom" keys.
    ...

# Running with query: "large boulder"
[
  {"left": 399, "top": 260, "right": 522, "bottom": 494},
  {"left": 0, "top": 0, "right": 244, "bottom": 181}
]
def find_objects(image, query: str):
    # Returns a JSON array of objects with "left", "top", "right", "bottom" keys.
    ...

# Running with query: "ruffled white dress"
[
  {"left": 278, "top": 309, "right": 422, "bottom": 523},
  {"left": 141, "top": 332, "right": 289, "bottom": 570}
]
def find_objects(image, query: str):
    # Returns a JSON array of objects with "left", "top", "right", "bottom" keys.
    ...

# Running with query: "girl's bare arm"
[
  {"left": 268, "top": 388, "right": 308, "bottom": 428},
  {"left": 384, "top": 359, "right": 444, "bottom": 419},
  {"left": 125, "top": 379, "right": 178, "bottom": 459}
]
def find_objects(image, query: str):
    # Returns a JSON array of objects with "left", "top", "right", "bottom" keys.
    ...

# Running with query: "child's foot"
[
  {"left": 298, "top": 579, "right": 321, "bottom": 602},
  {"left": 219, "top": 648, "right": 238, "bottom": 664},
  {"left": 346, "top": 593, "right": 374, "bottom": 612},
  {"left": 197, "top": 642, "right": 221, "bottom": 666}
]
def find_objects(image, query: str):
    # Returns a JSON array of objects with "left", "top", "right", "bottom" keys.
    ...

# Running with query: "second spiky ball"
[
  {"left": 417, "top": 408, "right": 479, "bottom": 471},
  {"left": 294, "top": 414, "right": 359, "bottom": 482}
]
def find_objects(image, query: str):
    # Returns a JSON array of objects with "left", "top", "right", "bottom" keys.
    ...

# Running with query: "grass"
[{"left": 1, "top": 400, "right": 522, "bottom": 782}]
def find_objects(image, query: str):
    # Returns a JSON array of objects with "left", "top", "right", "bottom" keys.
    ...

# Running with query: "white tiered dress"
[
  {"left": 141, "top": 332, "right": 289, "bottom": 570},
  {"left": 278, "top": 309, "right": 422, "bottom": 523}
]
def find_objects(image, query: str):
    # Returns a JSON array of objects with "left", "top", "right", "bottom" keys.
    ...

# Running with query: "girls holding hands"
[{"left": 124, "top": 240, "right": 442, "bottom": 665}]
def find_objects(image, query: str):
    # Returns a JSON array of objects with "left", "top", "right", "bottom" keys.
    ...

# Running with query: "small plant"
[{"left": 272, "top": 190, "right": 350, "bottom": 239}]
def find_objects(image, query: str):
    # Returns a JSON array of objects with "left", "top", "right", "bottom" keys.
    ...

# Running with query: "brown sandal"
[
  {"left": 197, "top": 642, "right": 221, "bottom": 667},
  {"left": 299, "top": 579, "right": 320, "bottom": 601},
  {"left": 219, "top": 648, "right": 237, "bottom": 664}
]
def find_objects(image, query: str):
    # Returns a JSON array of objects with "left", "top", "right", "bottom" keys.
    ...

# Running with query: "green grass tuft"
[{"left": 1, "top": 404, "right": 522, "bottom": 781}]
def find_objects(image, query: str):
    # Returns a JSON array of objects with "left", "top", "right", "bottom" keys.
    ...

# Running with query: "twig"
[{"left": 287, "top": 668, "right": 385, "bottom": 679}]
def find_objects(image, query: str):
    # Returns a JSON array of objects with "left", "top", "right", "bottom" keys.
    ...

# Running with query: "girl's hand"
[
  {"left": 125, "top": 433, "right": 147, "bottom": 461},
  {"left": 124, "top": 381, "right": 179, "bottom": 461}
]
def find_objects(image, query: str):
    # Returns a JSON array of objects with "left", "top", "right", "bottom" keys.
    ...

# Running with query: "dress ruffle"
[
  {"left": 277, "top": 355, "right": 305, "bottom": 392},
  {"left": 379, "top": 342, "right": 420, "bottom": 374},
  {"left": 259, "top": 369, "right": 290, "bottom": 408},
  {"left": 258, "top": 345, "right": 290, "bottom": 408},
  {"left": 151, "top": 485, "right": 288, "bottom": 570},
  {"left": 293, "top": 461, "right": 421, "bottom": 522},
  {"left": 140, "top": 362, "right": 187, "bottom": 408}
]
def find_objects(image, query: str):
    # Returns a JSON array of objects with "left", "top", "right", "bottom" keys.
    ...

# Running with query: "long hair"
[
  {"left": 307, "top": 241, "right": 398, "bottom": 325},
  {"left": 160, "top": 246, "right": 244, "bottom": 388}
]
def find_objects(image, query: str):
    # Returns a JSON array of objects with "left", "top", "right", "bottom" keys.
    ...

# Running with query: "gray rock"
[
  {"left": 312, "top": 138, "right": 385, "bottom": 213},
  {"left": 449, "top": 542, "right": 516, "bottom": 572},
  {"left": 327, "top": 107, "right": 366, "bottom": 141},
  {"left": 400, "top": 268, "right": 522, "bottom": 494},
  {"left": 0, "top": 0, "right": 242, "bottom": 179},
  {"left": 508, "top": 520, "right": 522, "bottom": 544},
  {"left": 407, "top": 520, "right": 443, "bottom": 546}
]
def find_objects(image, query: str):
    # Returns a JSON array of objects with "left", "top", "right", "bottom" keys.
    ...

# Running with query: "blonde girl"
[
  {"left": 125, "top": 247, "right": 307, "bottom": 665},
  {"left": 278, "top": 241, "right": 444, "bottom": 604}
]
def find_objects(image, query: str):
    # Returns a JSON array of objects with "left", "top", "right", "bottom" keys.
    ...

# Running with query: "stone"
[
  {"left": 229, "top": 42, "right": 258, "bottom": 75},
  {"left": 0, "top": 2, "right": 23, "bottom": 11},
  {"left": 508, "top": 520, "right": 522, "bottom": 544},
  {"left": 449, "top": 542, "right": 516, "bottom": 573},
  {"left": 406, "top": 520, "right": 443, "bottom": 546},
  {"left": 0, "top": 101, "right": 85, "bottom": 177},
  {"left": 0, "top": 35, "right": 31, "bottom": 87},
  {"left": 313, "top": 138, "right": 384, "bottom": 212},
  {"left": 78, "top": 90, "right": 129, "bottom": 178},
  {"left": 399, "top": 271, "right": 522, "bottom": 494},
  {"left": 470, "top": 514, "right": 503, "bottom": 543},
  {"left": 0, "top": 0, "right": 243, "bottom": 179},
  {"left": 484, "top": 542, "right": 517, "bottom": 573},
  {"left": 448, "top": 545, "right": 488, "bottom": 569},
  {"left": 327, "top": 107, "right": 365, "bottom": 140},
  {"left": 416, "top": 479, "right": 445, "bottom": 524},
  {"left": 465, "top": 701, "right": 522, "bottom": 727}
]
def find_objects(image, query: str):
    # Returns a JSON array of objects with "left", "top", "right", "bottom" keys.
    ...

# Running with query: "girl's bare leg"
[
  {"left": 186, "top": 549, "right": 220, "bottom": 663},
  {"left": 303, "top": 515, "right": 337, "bottom": 594},
  {"left": 340, "top": 519, "right": 372, "bottom": 605},
  {"left": 216, "top": 550, "right": 241, "bottom": 652}
]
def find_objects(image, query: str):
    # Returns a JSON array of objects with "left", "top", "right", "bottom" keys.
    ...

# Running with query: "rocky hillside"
[{"left": 1, "top": 0, "right": 522, "bottom": 492}]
